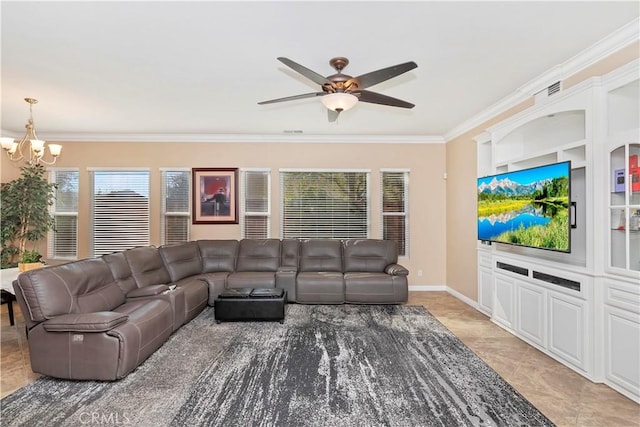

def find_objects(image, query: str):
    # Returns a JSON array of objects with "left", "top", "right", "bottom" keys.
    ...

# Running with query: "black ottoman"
[{"left": 214, "top": 288, "right": 286, "bottom": 323}]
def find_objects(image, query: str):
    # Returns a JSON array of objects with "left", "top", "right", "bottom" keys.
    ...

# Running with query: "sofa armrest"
[
  {"left": 126, "top": 284, "right": 170, "bottom": 298},
  {"left": 42, "top": 312, "right": 129, "bottom": 332},
  {"left": 385, "top": 264, "right": 409, "bottom": 276}
]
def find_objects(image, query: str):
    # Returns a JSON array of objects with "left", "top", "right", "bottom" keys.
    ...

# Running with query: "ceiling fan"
[{"left": 258, "top": 57, "right": 418, "bottom": 122}]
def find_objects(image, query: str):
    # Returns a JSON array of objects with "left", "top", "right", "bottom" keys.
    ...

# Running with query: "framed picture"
[{"left": 192, "top": 168, "right": 238, "bottom": 224}]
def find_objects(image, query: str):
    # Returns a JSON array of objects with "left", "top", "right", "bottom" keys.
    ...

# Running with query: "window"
[
  {"left": 48, "top": 169, "right": 79, "bottom": 259},
  {"left": 161, "top": 169, "right": 190, "bottom": 245},
  {"left": 241, "top": 169, "right": 270, "bottom": 238},
  {"left": 90, "top": 169, "right": 150, "bottom": 257},
  {"left": 280, "top": 170, "right": 369, "bottom": 239},
  {"left": 381, "top": 170, "right": 409, "bottom": 256}
]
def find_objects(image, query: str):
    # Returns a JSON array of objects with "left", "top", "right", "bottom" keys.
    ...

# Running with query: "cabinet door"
[
  {"left": 493, "top": 274, "right": 515, "bottom": 330},
  {"left": 517, "top": 283, "right": 546, "bottom": 348},
  {"left": 604, "top": 306, "right": 640, "bottom": 401},
  {"left": 548, "top": 291, "right": 586, "bottom": 370}
]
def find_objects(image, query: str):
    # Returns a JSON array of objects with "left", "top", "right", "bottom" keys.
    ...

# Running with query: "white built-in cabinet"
[
  {"left": 602, "top": 64, "right": 640, "bottom": 403},
  {"left": 475, "top": 59, "right": 640, "bottom": 403}
]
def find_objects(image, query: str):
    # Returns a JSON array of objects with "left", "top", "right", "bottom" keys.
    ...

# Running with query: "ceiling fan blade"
[
  {"left": 328, "top": 109, "right": 340, "bottom": 122},
  {"left": 355, "top": 90, "right": 415, "bottom": 109},
  {"left": 349, "top": 61, "right": 417, "bottom": 90},
  {"left": 258, "top": 92, "right": 324, "bottom": 105},
  {"left": 277, "top": 57, "right": 333, "bottom": 86}
]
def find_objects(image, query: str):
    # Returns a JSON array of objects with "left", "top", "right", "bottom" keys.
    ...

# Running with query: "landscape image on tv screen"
[{"left": 477, "top": 161, "right": 571, "bottom": 252}]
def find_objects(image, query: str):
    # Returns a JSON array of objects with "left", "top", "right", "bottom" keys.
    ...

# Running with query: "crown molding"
[
  {"left": 444, "top": 17, "right": 640, "bottom": 142},
  {"left": 9, "top": 132, "right": 445, "bottom": 144}
]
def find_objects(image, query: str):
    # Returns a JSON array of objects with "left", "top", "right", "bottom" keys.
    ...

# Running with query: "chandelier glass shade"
[
  {"left": 321, "top": 92, "right": 358, "bottom": 112},
  {"left": 1, "top": 98, "right": 62, "bottom": 166}
]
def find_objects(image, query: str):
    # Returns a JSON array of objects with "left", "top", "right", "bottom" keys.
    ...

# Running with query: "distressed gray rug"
[{"left": 1, "top": 305, "right": 554, "bottom": 426}]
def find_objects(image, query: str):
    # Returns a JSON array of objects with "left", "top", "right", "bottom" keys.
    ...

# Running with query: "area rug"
[{"left": 1, "top": 305, "right": 554, "bottom": 426}]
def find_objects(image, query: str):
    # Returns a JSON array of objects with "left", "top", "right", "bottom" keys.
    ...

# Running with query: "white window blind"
[
  {"left": 91, "top": 170, "right": 150, "bottom": 257},
  {"left": 280, "top": 170, "right": 369, "bottom": 239},
  {"left": 241, "top": 169, "right": 270, "bottom": 239},
  {"left": 381, "top": 170, "right": 409, "bottom": 256},
  {"left": 48, "top": 169, "right": 79, "bottom": 259},
  {"left": 161, "top": 170, "right": 190, "bottom": 245}
]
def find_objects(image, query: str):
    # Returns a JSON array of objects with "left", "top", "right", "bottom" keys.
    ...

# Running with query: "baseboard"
[
  {"left": 408, "top": 285, "right": 447, "bottom": 291},
  {"left": 445, "top": 286, "right": 479, "bottom": 310},
  {"left": 409, "top": 284, "right": 480, "bottom": 310}
]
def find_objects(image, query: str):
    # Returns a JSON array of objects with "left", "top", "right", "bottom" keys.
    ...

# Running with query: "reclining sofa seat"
[
  {"left": 196, "top": 239, "right": 239, "bottom": 305},
  {"left": 13, "top": 258, "right": 174, "bottom": 380},
  {"left": 227, "top": 239, "right": 281, "bottom": 289},
  {"left": 342, "top": 239, "right": 409, "bottom": 303},
  {"left": 296, "top": 239, "right": 345, "bottom": 304}
]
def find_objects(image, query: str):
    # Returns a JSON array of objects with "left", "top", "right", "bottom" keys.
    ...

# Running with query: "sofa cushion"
[
  {"left": 196, "top": 272, "right": 231, "bottom": 305},
  {"left": 342, "top": 239, "right": 398, "bottom": 273},
  {"left": 296, "top": 272, "right": 344, "bottom": 304},
  {"left": 159, "top": 241, "right": 203, "bottom": 282},
  {"left": 197, "top": 240, "right": 239, "bottom": 273},
  {"left": 102, "top": 252, "right": 137, "bottom": 294},
  {"left": 344, "top": 272, "right": 408, "bottom": 304},
  {"left": 236, "top": 239, "right": 281, "bottom": 272},
  {"left": 16, "top": 258, "right": 125, "bottom": 322},
  {"left": 227, "top": 272, "right": 276, "bottom": 289},
  {"left": 299, "top": 239, "right": 343, "bottom": 272},
  {"left": 123, "top": 246, "right": 171, "bottom": 288},
  {"left": 110, "top": 299, "right": 174, "bottom": 378},
  {"left": 281, "top": 239, "right": 300, "bottom": 269}
]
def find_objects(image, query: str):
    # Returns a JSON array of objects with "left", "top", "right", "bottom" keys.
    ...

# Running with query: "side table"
[
  {"left": 1, "top": 289, "right": 16, "bottom": 326},
  {"left": 1, "top": 268, "right": 20, "bottom": 326}
]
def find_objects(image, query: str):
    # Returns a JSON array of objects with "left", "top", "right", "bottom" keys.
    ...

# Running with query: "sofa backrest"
[
  {"left": 197, "top": 240, "right": 239, "bottom": 273},
  {"left": 123, "top": 246, "right": 171, "bottom": 288},
  {"left": 102, "top": 252, "right": 137, "bottom": 294},
  {"left": 281, "top": 239, "right": 300, "bottom": 269},
  {"left": 16, "top": 258, "right": 125, "bottom": 322},
  {"left": 159, "top": 241, "right": 203, "bottom": 282},
  {"left": 299, "top": 239, "right": 343, "bottom": 272},
  {"left": 235, "top": 239, "right": 281, "bottom": 272},
  {"left": 342, "top": 239, "right": 398, "bottom": 272}
]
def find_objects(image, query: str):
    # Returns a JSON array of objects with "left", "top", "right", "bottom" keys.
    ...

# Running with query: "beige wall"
[
  {"left": 1, "top": 141, "right": 447, "bottom": 287},
  {"left": 445, "top": 100, "right": 534, "bottom": 300},
  {"left": 445, "top": 47, "right": 640, "bottom": 301}
]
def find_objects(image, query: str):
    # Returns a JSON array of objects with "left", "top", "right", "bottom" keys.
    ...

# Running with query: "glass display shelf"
[{"left": 609, "top": 143, "right": 640, "bottom": 273}]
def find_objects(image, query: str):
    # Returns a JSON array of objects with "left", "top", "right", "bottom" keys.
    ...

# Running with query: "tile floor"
[{"left": 1, "top": 291, "right": 639, "bottom": 426}]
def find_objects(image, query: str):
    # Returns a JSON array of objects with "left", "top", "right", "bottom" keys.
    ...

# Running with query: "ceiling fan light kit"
[
  {"left": 321, "top": 92, "right": 358, "bottom": 112},
  {"left": 259, "top": 56, "right": 417, "bottom": 121}
]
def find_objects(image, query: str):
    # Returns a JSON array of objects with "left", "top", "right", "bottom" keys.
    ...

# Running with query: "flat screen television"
[{"left": 477, "top": 161, "right": 571, "bottom": 253}]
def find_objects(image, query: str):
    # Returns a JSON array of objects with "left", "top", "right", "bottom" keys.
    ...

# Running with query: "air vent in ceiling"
[
  {"left": 534, "top": 80, "right": 562, "bottom": 104},
  {"left": 547, "top": 81, "right": 561, "bottom": 96}
]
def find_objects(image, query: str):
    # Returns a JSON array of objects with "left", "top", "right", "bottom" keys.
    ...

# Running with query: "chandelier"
[{"left": 1, "top": 98, "right": 62, "bottom": 166}]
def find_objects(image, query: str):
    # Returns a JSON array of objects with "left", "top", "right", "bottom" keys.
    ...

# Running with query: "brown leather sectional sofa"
[{"left": 13, "top": 238, "right": 409, "bottom": 380}]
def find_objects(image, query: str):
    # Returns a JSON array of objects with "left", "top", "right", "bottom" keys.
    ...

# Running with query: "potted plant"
[{"left": 1, "top": 163, "right": 56, "bottom": 271}]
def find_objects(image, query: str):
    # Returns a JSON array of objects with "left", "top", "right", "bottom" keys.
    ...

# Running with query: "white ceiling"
[{"left": 1, "top": 1, "right": 638, "bottom": 141}]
